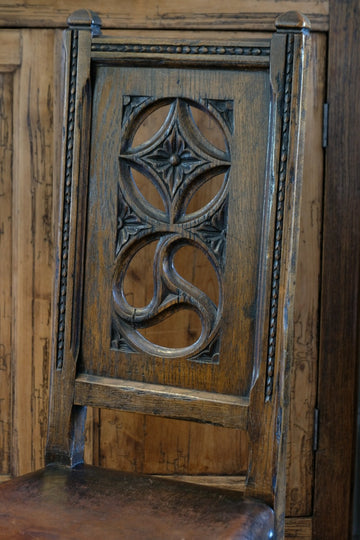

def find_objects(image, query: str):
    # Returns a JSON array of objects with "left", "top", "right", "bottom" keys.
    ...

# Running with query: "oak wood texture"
[
  {"left": 12, "top": 29, "right": 55, "bottom": 476},
  {"left": 0, "top": 3, "right": 357, "bottom": 536},
  {"left": 313, "top": 0, "right": 360, "bottom": 538},
  {"left": 75, "top": 375, "right": 249, "bottom": 429},
  {"left": 0, "top": 1, "right": 328, "bottom": 31},
  {"left": 0, "top": 28, "right": 323, "bottom": 525},
  {"left": 84, "top": 32, "right": 325, "bottom": 522},
  {"left": 286, "top": 31, "right": 326, "bottom": 517},
  {"left": 0, "top": 31, "right": 21, "bottom": 479},
  {"left": 40, "top": 11, "right": 310, "bottom": 539},
  {"left": 0, "top": 72, "right": 13, "bottom": 478},
  {"left": 0, "top": 7, "right": 328, "bottom": 538}
]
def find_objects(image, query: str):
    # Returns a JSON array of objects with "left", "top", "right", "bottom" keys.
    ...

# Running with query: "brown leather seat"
[{"left": 0, "top": 465, "right": 273, "bottom": 539}]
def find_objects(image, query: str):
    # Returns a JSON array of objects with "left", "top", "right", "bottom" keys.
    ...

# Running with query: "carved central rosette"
[{"left": 111, "top": 97, "right": 232, "bottom": 361}]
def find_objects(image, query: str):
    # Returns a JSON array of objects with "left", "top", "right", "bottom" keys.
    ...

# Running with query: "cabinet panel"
[
  {"left": 0, "top": 72, "right": 14, "bottom": 478},
  {"left": 0, "top": 31, "right": 21, "bottom": 480},
  {"left": 11, "top": 30, "right": 55, "bottom": 476}
]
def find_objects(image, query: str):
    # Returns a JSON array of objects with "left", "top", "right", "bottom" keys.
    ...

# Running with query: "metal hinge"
[
  {"left": 313, "top": 408, "right": 319, "bottom": 452},
  {"left": 322, "top": 103, "right": 329, "bottom": 148}
]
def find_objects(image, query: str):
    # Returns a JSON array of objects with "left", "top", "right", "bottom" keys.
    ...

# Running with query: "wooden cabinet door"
[{"left": 0, "top": 29, "right": 55, "bottom": 479}]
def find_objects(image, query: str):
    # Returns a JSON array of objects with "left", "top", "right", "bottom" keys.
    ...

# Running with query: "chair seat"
[{"left": 0, "top": 465, "right": 274, "bottom": 539}]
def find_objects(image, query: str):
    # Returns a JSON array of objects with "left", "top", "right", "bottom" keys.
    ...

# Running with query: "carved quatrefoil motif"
[{"left": 111, "top": 97, "right": 233, "bottom": 361}]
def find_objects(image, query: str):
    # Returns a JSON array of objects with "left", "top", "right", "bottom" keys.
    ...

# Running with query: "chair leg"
[{"left": 46, "top": 405, "right": 87, "bottom": 467}]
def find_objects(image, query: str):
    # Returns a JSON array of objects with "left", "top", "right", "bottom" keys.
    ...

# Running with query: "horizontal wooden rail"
[
  {"left": 0, "top": 2, "right": 328, "bottom": 31},
  {"left": 75, "top": 374, "right": 249, "bottom": 429}
]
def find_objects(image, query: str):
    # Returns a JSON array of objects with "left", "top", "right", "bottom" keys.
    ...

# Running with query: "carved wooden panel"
[
  {"left": 80, "top": 64, "right": 269, "bottom": 398},
  {"left": 112, "top": 96, "right": 231, "bottom": 362}
]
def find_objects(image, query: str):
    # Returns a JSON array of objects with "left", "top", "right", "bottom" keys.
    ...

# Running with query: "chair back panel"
[{"left": 80, "top": 63, "right": 269, "bottom": 400}]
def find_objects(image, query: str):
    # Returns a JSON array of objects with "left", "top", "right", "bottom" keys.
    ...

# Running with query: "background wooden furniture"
[{"left": 0, "top": 1, "right": 358, "bottom": 538}]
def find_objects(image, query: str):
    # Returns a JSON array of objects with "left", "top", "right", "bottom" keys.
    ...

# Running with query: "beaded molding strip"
[
  {"left": 56, "top": 31, "right": 78, "bottom": 370},
  {"left": 264, "top": 34, "right": 294, "bottom": 402}
]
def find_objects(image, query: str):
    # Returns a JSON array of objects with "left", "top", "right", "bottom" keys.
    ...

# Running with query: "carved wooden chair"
[{"left": 0, "top": 10, "right": 310, "bottom": 539}]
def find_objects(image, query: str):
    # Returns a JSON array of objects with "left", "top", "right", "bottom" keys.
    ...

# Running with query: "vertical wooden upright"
[{"left": 314, "top": 0, "right": 360, "bottom": 537}]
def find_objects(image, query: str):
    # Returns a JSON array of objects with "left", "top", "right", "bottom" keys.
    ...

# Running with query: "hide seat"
[{"left": 0, "top": 466, "right": 273, "bottom": 539}]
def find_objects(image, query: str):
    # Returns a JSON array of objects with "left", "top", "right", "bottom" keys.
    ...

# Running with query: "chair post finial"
[
  {"left": 67, "top": 9, "right": 102, "bottom": 36},
  {"left": 275, "top": 11, "right": 311, "bottom": 32}
]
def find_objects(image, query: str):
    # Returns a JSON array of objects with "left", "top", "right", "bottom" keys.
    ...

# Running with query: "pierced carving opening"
[
  {"left": 123, "top": 240, "right": 157, "bottom": 308},
  {"left": 139, "top": 309, "right": 202, "bottom": 349},
  {"left": 186, "top": 172, "right": 227, "bottom": 215},
  {"left": 131, "top": 168, "right": 165, "bottom": 213},
  {"left": 173, "top": 245, "right": 219, "bottom": 306},
  {"left": 132, "top": 103, "right": 171, "bottom": 147},
  {"left": 189, "top": 105, "right": 227, "bottom": 152}
]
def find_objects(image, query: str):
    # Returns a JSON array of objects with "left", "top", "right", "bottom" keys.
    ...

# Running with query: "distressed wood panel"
[
  {"left": 314, "top": 0, "right": 360, "bottom": 537},
  {"left": 0, "top": 30, "right": 21, "bottom": 478},
  {"left": 99, "top": 410, "right": 249, "bottom": 475},
  {"left": 0, "top": 30, "right": 21, "bottom": 70},
  {"left": 12, "top": 29, "right": 55, "bottom": 476},
  {"left": 0, "top": 1, "right": 328, "bottom": 31},
  {"left": 285, "top": 517, "right": 312, "bottom": 539},
  {"left": 286, "top": 32, "right": 326, "bottom": 516},
  {"left": 0, "top": 72, "right": 13, "bottom": 476}
]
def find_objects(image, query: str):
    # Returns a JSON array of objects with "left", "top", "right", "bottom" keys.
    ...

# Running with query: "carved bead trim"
[
  {"left": 91, "top": 42, "right": 270, "bottom": 57},
  {"left": 56, "top": 31, "right": 78, "bottom": 370},
  {"left": 265, "top": 35, "right": 294, "bottom": 401}
]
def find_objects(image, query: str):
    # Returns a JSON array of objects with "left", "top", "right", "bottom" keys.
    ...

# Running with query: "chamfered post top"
[
  {"left": 275, "top": 11, "right": 311, "bottom": 32},
  {"left": 67, "top": 9, "right": 102, "bottom": 35}
]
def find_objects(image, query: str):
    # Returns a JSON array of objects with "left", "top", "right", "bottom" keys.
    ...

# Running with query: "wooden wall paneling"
[
  {"left": 0, "top": 71, "right": 12, "bottom": 480},
  {"left": 286, "top": 32, "right": 326, "bottom": 517},
  {"left": 0, "top": 1, "right": 328, "bottom": 31},
  {"left": 0, "top": 31, "right": 21, "bottom": 482},
  {"left": 12, "top": 29, "right": 55, "bottom": 476},
  {"left": 144, "top": 417, "right": 249, "bottom": 475},
  {"left": 314, "top": 0, "right": 360, "bottom": 537},
  {"left": 98, "top": 411, "right": 248, "bottom": 475}
]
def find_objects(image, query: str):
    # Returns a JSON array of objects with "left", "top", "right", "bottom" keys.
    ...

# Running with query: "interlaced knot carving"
[{"left": 111, "top": 97, "right": 232, "bottom": 361}]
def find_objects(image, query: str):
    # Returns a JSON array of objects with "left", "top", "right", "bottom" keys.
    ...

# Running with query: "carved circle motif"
[{"left": 111, "top": 97, "right": 232, "bottom": 360}]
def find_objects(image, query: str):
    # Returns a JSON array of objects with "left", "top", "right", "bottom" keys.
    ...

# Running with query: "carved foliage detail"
[{"left": 112, "top": 97, "right": 232, "bottom": 361}]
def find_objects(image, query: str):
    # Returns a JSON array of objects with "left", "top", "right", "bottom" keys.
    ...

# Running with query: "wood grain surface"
[
  {"left": 0, "top": 1, "right": 328, "bottom": 31},
  {"left": 0, "top": 72, "right": 13, "bottom": 477},
  {"left": 0, "top": 8, "right": 328, "bottom": 537},
  {"left": 314, "top": 0, "right": 360, "bottom": 537},
  {"left": 12, "top": 30, "right": 55, "bottom": 475}
]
